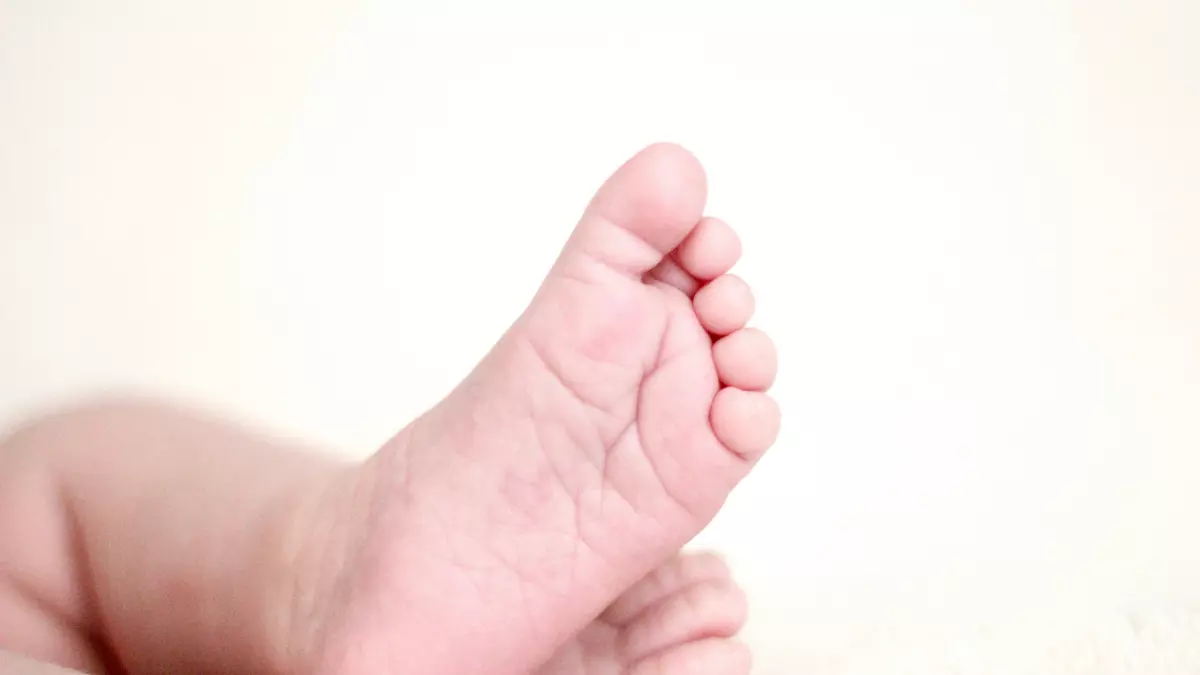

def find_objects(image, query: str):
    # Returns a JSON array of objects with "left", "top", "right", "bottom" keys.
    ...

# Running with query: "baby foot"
[
  {"left": 301, "top": 144, "right": 780, "bottom": 674},
  {"left": 538, "top": 551, "right": 751, "bottom": 675}
]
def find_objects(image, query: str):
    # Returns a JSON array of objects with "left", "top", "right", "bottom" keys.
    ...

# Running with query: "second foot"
[{"left": 538, "top": 552, "right": 750, "bottom": 675}]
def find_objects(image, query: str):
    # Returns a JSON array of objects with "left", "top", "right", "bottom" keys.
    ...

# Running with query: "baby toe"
[
  {"left": 711, "top": 388, "right": 781, "bottom": 459},
  {"left": 674, "top": 217, "right": 741, "bottom": 280},
  {"left": 712, "top": 328, "right": 777, "bottom": 391},
  {"left": 693, "top": 275, "right": 755, "bottom": 336}
]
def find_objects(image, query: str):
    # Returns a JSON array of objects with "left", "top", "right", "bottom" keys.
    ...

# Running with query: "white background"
[{"left": 2, "top": 1, "right": 1199, "bottom": 672}]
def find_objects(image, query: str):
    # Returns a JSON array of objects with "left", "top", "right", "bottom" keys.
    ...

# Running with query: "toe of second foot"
[{"left": 628, "top": 638, "right": 752, "bottom": 675}]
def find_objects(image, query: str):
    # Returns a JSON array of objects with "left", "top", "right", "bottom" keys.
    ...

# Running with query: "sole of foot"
[{"left": 300, "top": 143, "right": 780, "bottom": 674}]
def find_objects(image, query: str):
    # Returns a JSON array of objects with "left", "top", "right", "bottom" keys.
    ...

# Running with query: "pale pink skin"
[{"left": 0, "top": 144, "right": 780, "bottom": 675}]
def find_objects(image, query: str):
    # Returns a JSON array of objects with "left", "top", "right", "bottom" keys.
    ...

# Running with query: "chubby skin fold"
[{"left": 0, "top": 144, "right": 779, "bottom": 675}]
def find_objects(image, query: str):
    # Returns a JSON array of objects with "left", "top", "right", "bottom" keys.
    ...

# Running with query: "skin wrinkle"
[
  {"left": 593, "top": 410, "right": 613, "bottom": 543},
  {"left": 522, "top": 320, "right": 638, "bottom": 426},
  {"left": 625, "top": 310, "right": 699, "bottom": 525},
  {"left": 56, "top": 467, "right": 123, "bottom": 674},
  {"left": 444, "top": 428, "right": 537, "bottom": 580},
  {"left": 0, "top": 576, "right": 107, "bottom": 674},
  {"left": 514, "top": 329, "right": 697, "bottom": 643},
  {"left": 522, "top": 351, "right": 607, "bottom": 483},
  {"left": 283, "top": 467, "right": 367, "bottom": 673},
  {"left": 545, "top": 247, "right": 659, "bottom": 379},
  {"left": 554, "top": 259, "right": 661, "bottom": 375},
  {"left": 426, "top": 391, "right": 573, "bottom": 636},
  {"left": 530, "top": 341, "right": 633, "bottom": 468},
  {"left": 0, "top": 496, "right": 73, "bottom": 635},
  {"left": 525, "top": 283, "right": 705, "bottom": 534},
  {"left": 577, "top": 215, "right": 666, "bottom": 279},
  {"left": 551, "top": 256, "right": 618, "bottom": 301},
  {"left": 640, "top": 296, "right": 756, "bottom": 501},
  {"left": 495, "top": 368, "right": 574, "bottom": 523},
  {"left": 522, "top": 402, "right": 586, "bottom": 589},
  {"left": 309, "top": 452, "right": 398, "bottom": 670},
  {"left": 328, "top": 420, "right": 521, "bottom": 669},
  {"left": 520, "top": 351, "right": 657, "bottom": 571},
  {"left": 520, "top": 336, "right": 640, "bottom": 522},
  {"left": 644, "top": 293, "right": 713, "bottom": 374},
  {"left": 0, "top": 424, "right": 87, "bottom": 630},
  {"left": 1, "top": 577, "right": 61, "bottom": 635}
]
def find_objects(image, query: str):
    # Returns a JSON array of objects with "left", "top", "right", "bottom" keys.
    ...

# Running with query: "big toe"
[{"left": 562, "top": 143, "right": 708, "bottom": 277}]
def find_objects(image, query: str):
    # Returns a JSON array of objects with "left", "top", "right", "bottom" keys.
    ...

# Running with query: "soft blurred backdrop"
[{"left": 2, "top": 1, "right": 1198, "bottom": 672}]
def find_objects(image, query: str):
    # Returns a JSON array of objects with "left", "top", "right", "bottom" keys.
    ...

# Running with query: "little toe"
[
  {"left": 674, "top": 217, "right": 742, "bottom": 281},
  {"left": 601, "top": 552, "right": 731, "bottom": 626},
  {"left": 711, "top": 388, "right": 781, "bottom": 459},
  {"left": 618, "top": 580, "right": 748, "bottom": 665},
  {"left": 693, "top": 275, "right": 755, "bottom": 336},
  {"left": 712, "top": 328, "right": 777, "bottom": 391},
  {"left": 629, "top": 638, "right": 752, "bottom": 675}
]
